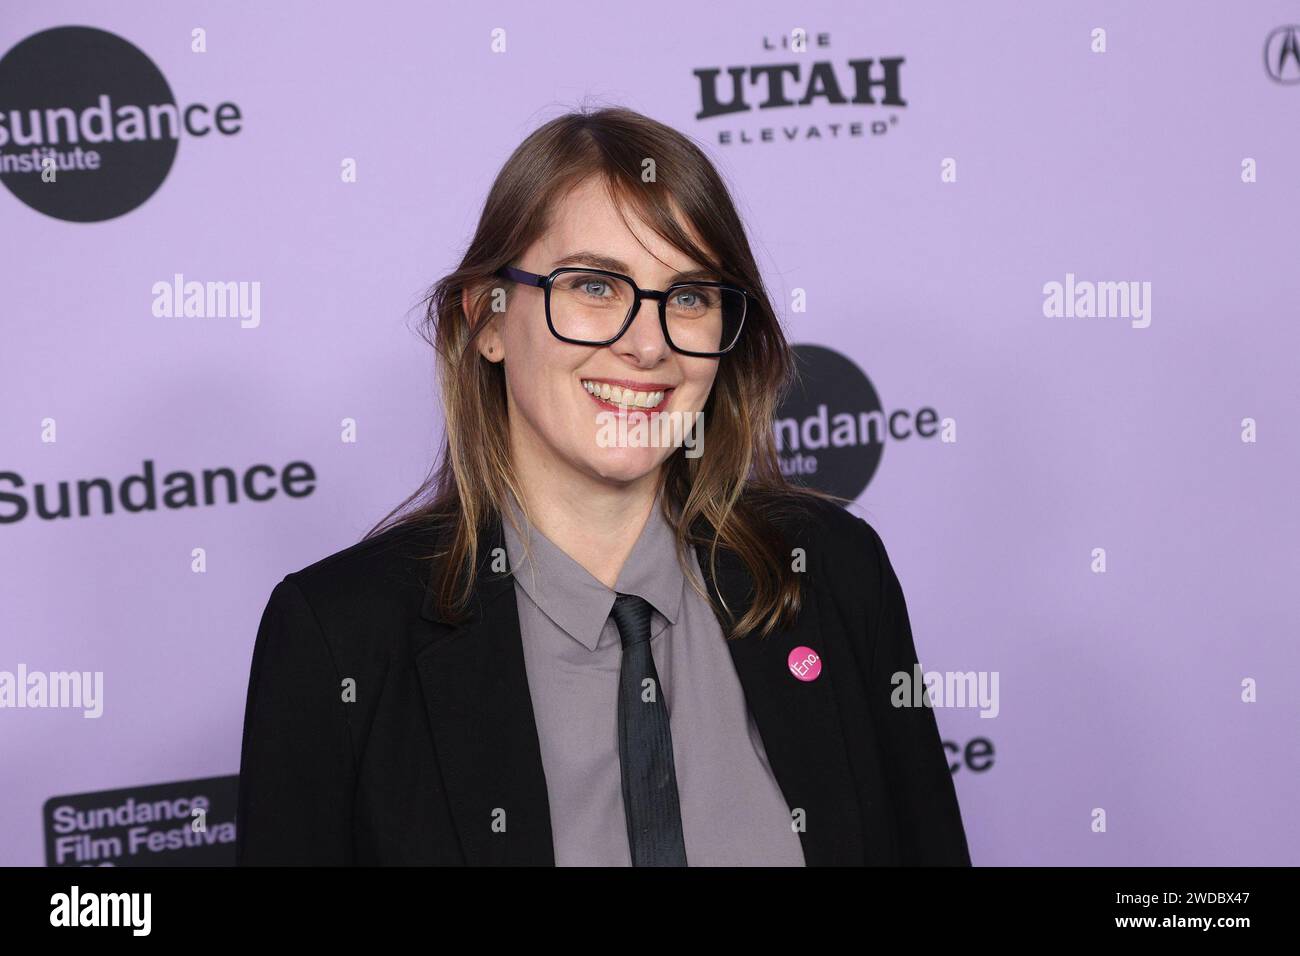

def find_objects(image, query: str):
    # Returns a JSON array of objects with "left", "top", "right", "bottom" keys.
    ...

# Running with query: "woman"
[{"left": 236, "top": 106, "right": 971, "bottom": 866}]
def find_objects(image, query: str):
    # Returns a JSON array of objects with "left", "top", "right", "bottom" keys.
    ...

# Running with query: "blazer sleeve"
[
  {"left": 236, "top": 576, "right": 356, "bottom": 865},
  {"left": 857, "top": 519, "right": 973, "bottom": 866}
]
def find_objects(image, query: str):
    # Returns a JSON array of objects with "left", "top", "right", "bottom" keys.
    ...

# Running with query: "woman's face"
[{"left": 476, "top": 177, "right": 721, "bottom": 489}]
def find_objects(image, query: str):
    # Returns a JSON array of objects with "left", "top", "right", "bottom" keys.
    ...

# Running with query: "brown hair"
[{"left": 366, "top": 105, "right": 846, "bottom": 639}]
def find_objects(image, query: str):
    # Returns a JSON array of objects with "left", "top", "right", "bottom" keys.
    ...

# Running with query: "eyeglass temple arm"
[{"left": 498, "top": 265, "right": 546, "bottom": 287}]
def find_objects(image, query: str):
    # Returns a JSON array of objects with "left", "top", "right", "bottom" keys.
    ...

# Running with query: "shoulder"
[
  {"left": 747, "top": 487, "right": 886, "bottom": 561},
  {"left": 269, "top": 517, "right": 445, "bottom": 639},
  {"left": 288, "top": 517, "right": 442, "bottom": 587},
  {"left": 744, "top": 487, "right": 895, "bottom": 600}
]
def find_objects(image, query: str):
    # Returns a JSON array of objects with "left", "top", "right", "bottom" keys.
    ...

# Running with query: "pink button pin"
[{"left": 787, "top": 646, "right": 822, "bottom": 682}]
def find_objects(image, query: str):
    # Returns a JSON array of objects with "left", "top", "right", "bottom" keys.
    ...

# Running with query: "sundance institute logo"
[
  {"left": 775, "top": 344, "right": 945, "bottom": 502},
  {"left": 0, "top": 26, "right": 242, "bottom": 221}
]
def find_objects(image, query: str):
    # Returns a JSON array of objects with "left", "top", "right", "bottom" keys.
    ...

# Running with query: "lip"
[{"left": 580, "top": 377, "right": 675, "bottom": 414}]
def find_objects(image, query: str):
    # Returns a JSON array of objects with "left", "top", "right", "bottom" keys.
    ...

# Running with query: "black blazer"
[{"left": 236, "top": 495, "right": 972, "bottom": 866}]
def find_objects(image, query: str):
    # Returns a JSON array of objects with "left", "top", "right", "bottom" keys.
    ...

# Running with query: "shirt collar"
[{"left": 500, "top": 489, "right": 685, "bottom": 651}]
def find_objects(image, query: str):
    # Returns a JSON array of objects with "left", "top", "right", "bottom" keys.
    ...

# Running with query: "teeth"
[{"left": 581, "top": 380, "right": 666, "bottom": 408}]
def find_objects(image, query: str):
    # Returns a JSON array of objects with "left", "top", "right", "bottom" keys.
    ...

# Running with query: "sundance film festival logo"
[
  {"left": 0, "top": 26, "right": 242, "bottom": 222},
  {"left": 694, "top": 30, "right": 906, "bottom": 146},
  {"left": 1264, "top": 25, "right": 1300, "bottom": 83},
  {"left": 775, "top": 344, "right": 946, "bottom": 502},
  {"left": 45, "top": 776, "right": 239, "bottom": 867}
]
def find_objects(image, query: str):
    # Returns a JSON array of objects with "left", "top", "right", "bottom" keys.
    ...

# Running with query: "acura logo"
[{"left": 1264, "top": 25, "right": 1300, "bottom": 83}]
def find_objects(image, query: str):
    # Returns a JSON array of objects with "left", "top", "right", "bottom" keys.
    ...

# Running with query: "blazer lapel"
[
  {"left": 415, "top": 514, "right": 555, "bottom": 865},
  {"left": 694, "top": 532, "right": 866, "bottom": 865}
]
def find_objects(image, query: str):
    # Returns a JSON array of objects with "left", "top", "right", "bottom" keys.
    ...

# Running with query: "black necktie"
[{"left": 609, "top": 592, "right": 687, "bottom": 866}]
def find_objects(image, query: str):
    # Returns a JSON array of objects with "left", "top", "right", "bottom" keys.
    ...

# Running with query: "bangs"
[{"left": 593, "top": 167, "right": 726, "bottom": 283}]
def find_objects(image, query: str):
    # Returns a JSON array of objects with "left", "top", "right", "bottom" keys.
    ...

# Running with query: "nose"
[{"left": 613, "top": 296, "right": 671, "bottom": 365}]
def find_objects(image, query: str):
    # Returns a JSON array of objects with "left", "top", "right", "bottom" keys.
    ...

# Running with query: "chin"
[{"left": 583, "top": 448, "right": 667, "bottom": 485}]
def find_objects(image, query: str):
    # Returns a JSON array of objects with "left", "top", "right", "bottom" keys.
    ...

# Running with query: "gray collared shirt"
[{"left": 501, "top": 491, "right": 806, "bottom": 866}]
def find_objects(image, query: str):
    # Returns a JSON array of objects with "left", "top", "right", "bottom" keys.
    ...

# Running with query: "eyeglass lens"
[{"left": 548, "top": 270, "right": 744, "bottom": 353}]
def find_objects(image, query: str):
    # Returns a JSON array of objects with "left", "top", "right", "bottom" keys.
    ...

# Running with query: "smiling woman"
[
  {"left": 378, "top": 107, "right": 810, "bottom": 634},
  {"left": 235, "top": 105, "right": 972, "bottom": 867}
]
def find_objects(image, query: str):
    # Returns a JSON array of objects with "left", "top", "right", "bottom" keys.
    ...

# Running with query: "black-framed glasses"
[{"left": 494, "top": 265, "right": 750, "bottom": 357}]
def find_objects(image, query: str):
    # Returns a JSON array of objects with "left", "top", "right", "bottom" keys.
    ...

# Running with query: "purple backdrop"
[{"left": 2, "top": 0, "right": 1298, "bottom": 866}]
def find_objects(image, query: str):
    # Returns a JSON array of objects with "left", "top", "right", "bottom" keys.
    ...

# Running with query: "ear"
[{"left": 463, "top": 283, "right": 505, "bottom": 363}]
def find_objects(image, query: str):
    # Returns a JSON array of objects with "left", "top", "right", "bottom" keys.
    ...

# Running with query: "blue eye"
[{"left": 671, "top": 287, "right": 714, "bottom": 311}]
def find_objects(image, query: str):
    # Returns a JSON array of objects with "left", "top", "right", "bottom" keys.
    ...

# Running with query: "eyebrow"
[{"left": 552, "top": 250, "right": 721, "bottom": 284}]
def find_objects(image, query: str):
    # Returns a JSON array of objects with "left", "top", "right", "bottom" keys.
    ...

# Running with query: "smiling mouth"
[{"left": 581, "top": 379, "right": 673, "bottom": 413}]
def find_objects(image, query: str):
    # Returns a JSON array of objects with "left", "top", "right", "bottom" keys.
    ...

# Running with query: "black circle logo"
[
  {"left": 0, "top": 26, "right": 178, "bottom": 221},
  {"left": 775, "top": 344, "right": 885, "bottom": 502}
]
